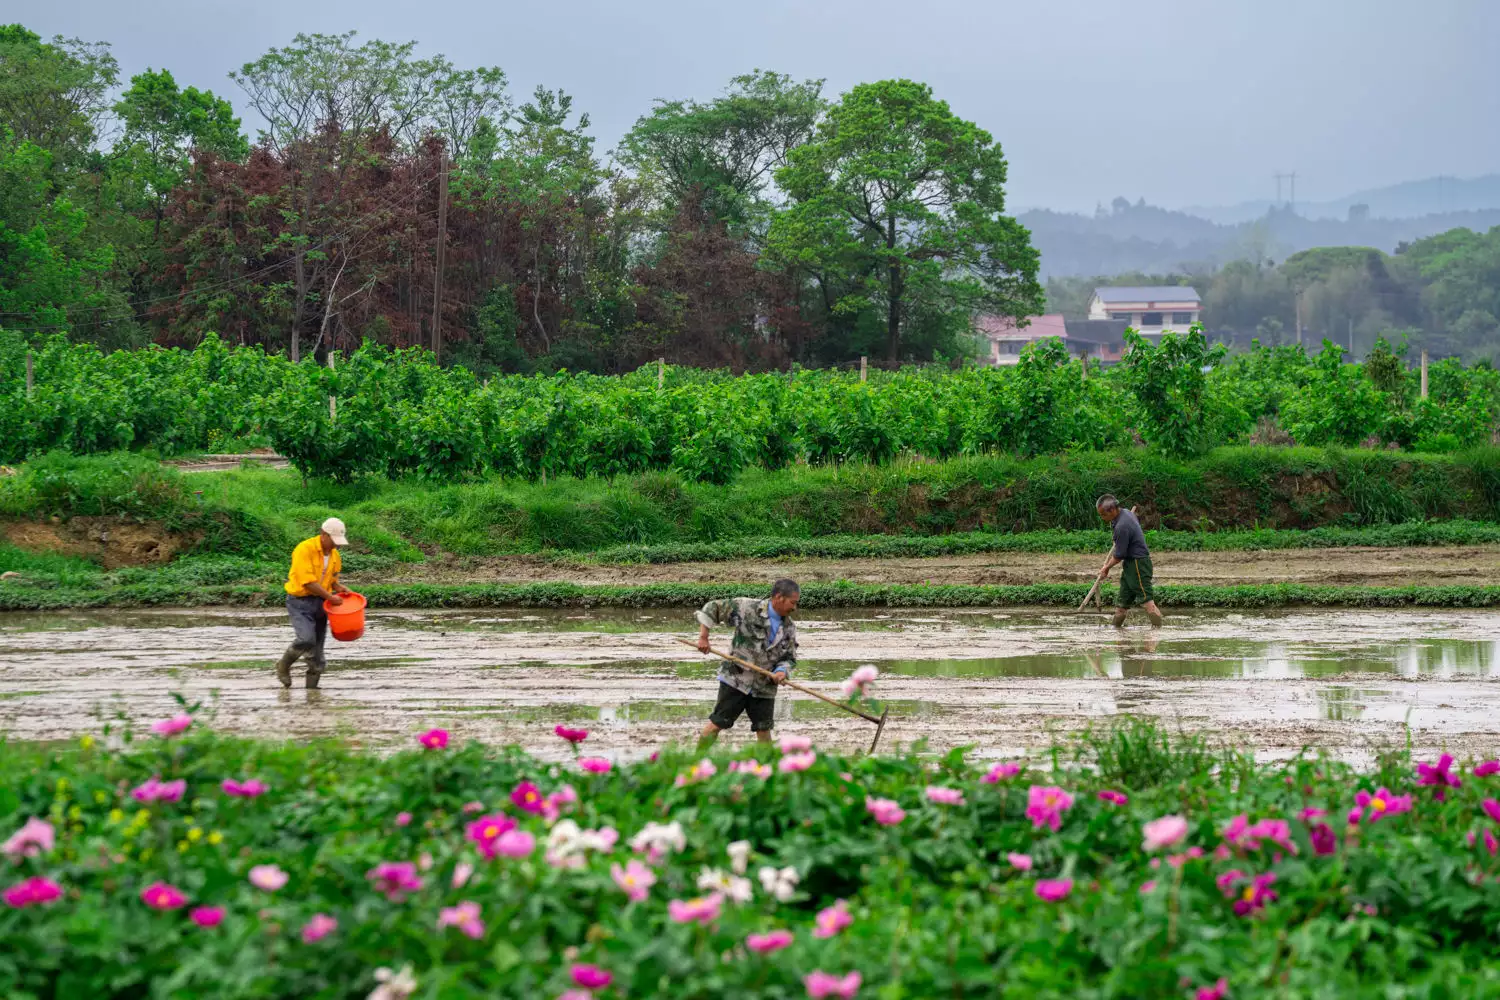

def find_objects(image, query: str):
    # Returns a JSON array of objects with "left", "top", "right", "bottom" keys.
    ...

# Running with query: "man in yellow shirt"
[{"left": 275, "top": 517, "right": 351, "bottom": 689}]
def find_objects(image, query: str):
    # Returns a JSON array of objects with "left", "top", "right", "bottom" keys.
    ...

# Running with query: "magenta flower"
[
  {"left": 1142, "top": 815, "right": 1188, "bottom": 852},
  {"left": 1476, "top": 760, "right": 1500, "bottom": 777},
  {"left": 779, "top": 751, "right": 818, "bottom": 773},
  {"left": 3, "top": 876, "right": 63, "bottom": 908},
  {"left": 248, "top": 864, "right": 288, "bottom": 892},
  {"left": 813, "top": 899, "right": 853, "bottom": 938},
  {"left": 611, "top": 859, "right": 657, "bottom": 901},
  {"left": 1221, "top": 814, "right": 1251, "bottom": 846},
  {"left": 555, "top": 725, "right": 589, "bottom": 744},
  {"left": 804, "top": 970, "right": 862, "bottom": 999},
  {"left": 466, "top": 814, "right": 518, "bottom": 858},
  {"left": 1297, "top": 807, "right": 1327, "bottom": 823},
  {"left": 980, "top": 761, "right": 1022, "bottom": 783},
  {"left": 141, "top": 882, "right": 187, "bottom": 910},
  {"left": 1025, "top": 785, "right": 1075, "bottom": 832},
  {"left": 1007, "top": 852, "right": 1033, "bottom": 871},
  {"left": 151, "top": 714, "right": 193, "bottom": 737},
  {"left": 747, "top": 929, "right": 795, "bottom": 953},
  {"left": 417, "top": 728, "right": 449, "bottom": 749},
  {"left": 579, "top": 757, "right": 612, "bottom": 774},
  {"left": 190, "top": 906, "right": 225, "bottom": 928},
  {"left": 1352, "top": 788, "right": 1412, "bottom": 824},
  {"left": 2, "top": 817, "right": 55, "bottom": 858},
  {"left": 1485, "top": 829, "right": 1499, "bottom": 856},
  {"left": 1245, "top": 819, "right": 1297, "bottom": 855},
  {"left": 1196, "top": 979, "right": 1229, "bottom": 1000},
  {"left": 131, "top": 776, "right": 186, "bottom": 805},
  {"left": 1215, "top": 869, "right": 1247, "bottom": 898},
  {"left": 925, "top": 785, "right": 965, "bottom": 806},
  {"left": 1310, "top": 823, "right": 1338, "bottom": 856},
  {"left": 493, "top": 830, "right": 535, "bottom": 859},
  {"left": 865, "top": 797, "right": 905, "bottom": 826},
  {"left": 571, "top": 964, "right": 612, "bottom": 989},
  {"left": 394, "top": 811, "right": 412, "bottom": 827},
  {"left": 367, "top": 861, "right": 423, "bottom": 901},
  {"left": 221, "top": 778, "right": 268, "bottom": 798},
  {"left": 1232, "top": 873, "right": 1278, "bottom": 916},
  {"left": 512, "top": 781, "right": 546, "bottom": 814},
  {"left": 558, "top": 993, "right": 593, "bottom": 1000},
  {"left": 1034, "top": 878, "right": 1072, "bottom": 902},
  {"left": 301, "top": 913, "right": 338, "bottom": 942},
  {"left": 780, "top": 735, "right": 813, "bottom": 753},
  {"left": 667, "top": 893, "right": 723, "bottom": 924},
  {"left": 1483, "top": 799, "right": 1500, "bottom": 824},
  {"left": 437, "top": 900, "right": 485, "bottom": 939},
  {"left": 1417, "top": 753, "right": 1462, "bottom": 800},
  {"left": 1098, "top": 789, "right": 1128, "bottom": 806}
]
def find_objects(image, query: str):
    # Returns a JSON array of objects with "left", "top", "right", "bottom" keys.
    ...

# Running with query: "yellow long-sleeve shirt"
[{"left": 284, "top": 537, "right": 342, "bottom": 597}]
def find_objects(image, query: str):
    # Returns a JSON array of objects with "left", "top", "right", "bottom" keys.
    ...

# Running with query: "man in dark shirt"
[{"left": 1095, "top": 495, "right": 1164, "bottom": 627}]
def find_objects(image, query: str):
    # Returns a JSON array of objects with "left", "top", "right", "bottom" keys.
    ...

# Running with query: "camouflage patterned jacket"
[{"left": 695, "top": 597, "right": 797, "bottom": 699}]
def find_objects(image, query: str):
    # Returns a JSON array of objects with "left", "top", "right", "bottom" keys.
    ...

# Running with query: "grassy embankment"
[{"left": 3, "top": 448, "right": 1500, "bottom": 610}]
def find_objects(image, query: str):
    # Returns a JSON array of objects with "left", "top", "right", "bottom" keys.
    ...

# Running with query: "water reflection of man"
[{"left": 1095, "top": 496, "right": 1164, "bottom": 628}]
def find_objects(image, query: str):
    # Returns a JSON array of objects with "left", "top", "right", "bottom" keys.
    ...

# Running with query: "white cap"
[{"left": 321, "top": 517, "right": 349, "bottom": 546}]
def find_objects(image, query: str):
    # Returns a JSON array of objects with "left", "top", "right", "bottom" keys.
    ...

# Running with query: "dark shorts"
[
  {"left": 286, "top": 595, "right": 328, "bottom": 666},
  {"left": 708, "top": 682, "right": 776, "bottom": 732},
  {"left": 1118, "top": 557, "right": 1155, "bottom": 608}
]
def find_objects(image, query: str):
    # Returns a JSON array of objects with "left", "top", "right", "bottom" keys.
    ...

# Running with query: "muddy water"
[{"left": 3, "top": 607, "right": 1498, "bottom": 763}]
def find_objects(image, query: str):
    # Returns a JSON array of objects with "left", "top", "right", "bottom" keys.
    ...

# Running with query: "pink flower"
[
  {"left": 1417, "top": 753, "right": 1462, "bottom": 800},
  {"left": 1245, "top": 819, "right": 1297, "bottom": 855},
  {"left": 1297, "top": 807, "right": 1327, "bottom": 823},
  {"left": 151, "top": 714, "right": 192, "bottom": 737},
  {"left": 2, "top": 818, "right": 55, "bottom": 858},
  {"left": 131, "top": 776, "right": 186, "bottom": 804},
  {"left": 4, "top": 876, "right": 63, "bottom": 908},
  {"left": 1476, "top": 760, "right": 1500, "bottom": 777},
  {"left": 418, "top": 728, "right": 449, "bottom": 749},
  {"left": 611, "top": 859, "right": 657, "bottom": 901},
  {"left": 579, "top": 757, "right": 612, "bottom": 774},
  {"left": 1025, "top": 785, "right": 1075, "bottom": 832},
  {"left": 141, "top": 882, "right": 187, "bottom": 910},
  {"left": 190, "top": 906, "right": 225, "bottom": 928},
  {"left": 675, "top": 759, "right": 718, "bottom": 787},
  {"left": 1484, "top": 799, "right": 1500, "bottom": 824},
  {"left": 1310, "top": 823, "right": 1338, "bottom": 856},
  {"left": 865, "top": 797, "right": 905, "bottom": 826},
  {"left": 1485, "top": 829, "right": 1499, "bottom": 856},
  {"left": 813, "top": 899, "right": 853, "bottom": 938},
  {"left": 667, "top": 893, "right": 723, "bottom": 924},
  {"left": 512, "top": 781, "right": 546, "bottom": 814},
  {"left": 1215, "top": 869, "right": 1247, "bottom": 898},
  {"left": 729, "top": 759, "right": 773, "bottom": 779},
  {"left": 1139, "top": 880, "right": 1157, "bottom": 894},
  {"left": 555, "top": 725, "right": 589, "bottom": 744},
  {"left": 452, "top": 862, "right": 474, "bottom": 888},
  {"left": 301, "top": 913, "right": 337, "bottom": 942},
  {"left": 980, "top": 761, "right": 1021, "bottom": 783},
  {"left": 1142, "top": 815, "right": 1188, "bottom": 852},
  {"left": 394, "top": 811, "right": 412, "bottom": 827},
  {"left": 467, "top": 814, "right": 518, "bottom": 857},
  {"left": 1196, "top": 978, "right": 1229, "bottom": 1000},
  {"left": 1098, "top": 789, "right": 1128, "bottom": 806},
  {"left": 1352, "top": 788, "right": 1412, "bottom": 824},
  {"left": 248, "top": 865, "right": 288, "bottom": 891},
  {"left": 367, "top": 861, "right": 423, "bottom": 901},
  {"left": 925, "top": 786, "right": 965, "bottom": 806},
  {"left": 1006, "top": 852, "right": 1033, "bottom": 871},
  {"left": 780, "top": 735, "right": 813, "bottom": 753},
  {"left": 571, "top": 964, "right": 612, "bottom": 989},
  {"left": 494, "top": 830, "right": 535, "bottom": 859},
  {"left": 780, "top": 752, "right": 817, "bottom": 773},
  {"left": 1232, "top": 873, "right": 1278, "bottom": 916},
  {"left": 221, "top": 778, "right": 268, "bottom": 798},
  {"left": 1034, "top": 878, "right": 1072, "bottom": 902},
  {"left": 437, "top": 900, "right": 485, "bottom": 939},
  {"left": 804, "top": 970, "right": 862, "bottom": 999},
  {"left": 747, "top": 929, "right": 795, "bottom": 953},
  {"left": 558, "top": 993, "right": 593, "bottom": 1000},
  {"left": 1222, "top": 814, "right": 1251, "bottom": 846},
  {"left": 462, "top": 800, "right": 485, "bottom": 814}
]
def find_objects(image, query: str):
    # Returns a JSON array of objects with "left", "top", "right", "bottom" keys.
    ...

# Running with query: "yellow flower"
[
  {"left": 177, "top": 840, "right": 189, "bottom": 853},
  {"left": 107, "top": 808, "right": 124, "bottom": 825},
  {"left": 139, "top": 848, "right": 153, "bottom": 862},
  {"left": 93, "top": 790, "right": 107, "bottom": 804},
  {"left": 80, "top": 735, "right": 96, "bottom": 750},
  {"left": 207, "top": 831, "right": 223, "bottom": 846},
  {"left": 67, "top": 805, "right": 82, "bottom": 821},
  {"left": 55, "top": 777, "right": 69, "bottom": 792},
  {"left": 188, "top": 827, "right": 203, "bottom": 842}
]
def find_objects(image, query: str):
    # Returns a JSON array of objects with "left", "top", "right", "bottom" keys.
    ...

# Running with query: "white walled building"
[{"left": 1086, "top": 286, "right": 1202, "bottom": 340}]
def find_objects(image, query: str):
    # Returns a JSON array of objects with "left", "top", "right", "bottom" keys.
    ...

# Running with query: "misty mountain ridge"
[{"left": 1182, "top": 174, "right": 1500, "bottom": 225}]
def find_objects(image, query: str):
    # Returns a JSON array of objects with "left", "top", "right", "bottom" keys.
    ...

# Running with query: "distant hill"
[{"left": 1184, "top": 174, "right": 1500, "bottom": 225}]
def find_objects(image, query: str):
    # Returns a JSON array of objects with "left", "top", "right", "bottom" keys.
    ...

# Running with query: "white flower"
[
  {"left": 757, "top": 864, "right": 800, "bottom": 902},
  {"left": 698, "top": 866, "right": 753, "bottom": 904},
  {"left": 369, "top": 965, "right": 418, "bottom": 1000},
  {"left": 630, "top": 821, "right": 687, "bottom": 859},
  {"left": 548, "top": 820, "right": 584, "bottom": 856},
  {"left": 726, "top": 840, "right": 752, "bottom": 875}
]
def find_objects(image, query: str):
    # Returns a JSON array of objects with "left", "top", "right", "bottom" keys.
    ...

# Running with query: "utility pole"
[
  {"left": 1273, "top": 171, "right": 1298, "bottom": 212},
  {"left": 859, "top": 356, "right": 868, "bottom": 382},
  {"left": 431, "top": 156, "right": 449, "bottom": 363},
  {"left": 1421, "top": 348, "right": 1429, "bottom": 399}
]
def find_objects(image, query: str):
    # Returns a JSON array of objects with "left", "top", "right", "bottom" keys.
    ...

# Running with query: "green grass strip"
[{"left": 7, "top": 579, "right": 1500, "bottom": 611}]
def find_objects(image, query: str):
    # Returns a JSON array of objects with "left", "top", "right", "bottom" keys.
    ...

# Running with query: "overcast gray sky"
[{"left": 25, "top": 0, "right": 1500, "bottom": 213}]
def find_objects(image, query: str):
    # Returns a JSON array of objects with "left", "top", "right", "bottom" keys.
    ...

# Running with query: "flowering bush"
[{"left": 4, "top": 716, "right": 1500, "bottom": 997}]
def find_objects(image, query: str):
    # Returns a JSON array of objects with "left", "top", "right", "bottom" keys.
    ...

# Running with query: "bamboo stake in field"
[{"left": 676, "top": 638, "right": 890, "bottom": 753}]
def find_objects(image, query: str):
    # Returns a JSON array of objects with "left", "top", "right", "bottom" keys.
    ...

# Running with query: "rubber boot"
[
  {"left": 305, "top": 662, "right": 323, "bottom": 690},
  {"left": 274, "top": 648, "right": 299, "bottom": 688},
  {"left": 1110, "top": 610, "right": 1128, "bottom": 628},
  {"left": 1146, "top": 609, "right": 1164, "bottom": 628}
]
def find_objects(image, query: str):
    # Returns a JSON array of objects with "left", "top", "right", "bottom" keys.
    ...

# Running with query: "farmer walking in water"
[
  {"left": 274, "top": 517, "right": 352, "bottom": 689},
  {"left": 1095, "top": 496, "right": 1164, "bottom": 627},
  {"left": 694, "top": 579, "right": 800, "bottom": 750}
]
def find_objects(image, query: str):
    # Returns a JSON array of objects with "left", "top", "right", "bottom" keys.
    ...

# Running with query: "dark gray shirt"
[{"left": 1111, "top": 508, "right": 1150, "bottom": 560}]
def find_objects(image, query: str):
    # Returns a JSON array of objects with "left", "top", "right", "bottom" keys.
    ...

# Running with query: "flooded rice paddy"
[{"left": 3, "top": 606, "right": 1498, "bottom": 763}]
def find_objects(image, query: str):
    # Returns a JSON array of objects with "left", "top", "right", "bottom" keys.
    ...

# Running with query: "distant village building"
[
  {"left": 975, "top": 313, "right": 1129, "bottom": 367},
  {"left": 1086, "top": 286, "right": 1202, "bottom": 340}
]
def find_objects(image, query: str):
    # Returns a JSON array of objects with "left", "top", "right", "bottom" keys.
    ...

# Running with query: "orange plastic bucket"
[{"left": 325, "top": 591, "right": 367, "bottom": 642}]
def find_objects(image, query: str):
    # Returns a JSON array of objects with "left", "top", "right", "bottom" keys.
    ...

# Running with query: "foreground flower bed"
[{"left": 4, "top": 716, "right": 1500, "bottom": 998}]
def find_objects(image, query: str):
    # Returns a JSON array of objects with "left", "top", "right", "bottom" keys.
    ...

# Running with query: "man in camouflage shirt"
[{"left": 694, "top": 579, "right": 800, "bottom": 749}]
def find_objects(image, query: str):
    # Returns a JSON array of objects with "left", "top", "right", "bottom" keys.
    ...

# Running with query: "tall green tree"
[
  {"left": 768, "top": 79, "right": 1041, "bottom": 361},
  {"left": 0, "top": 25, "right": 118, "bottom": 167}
]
